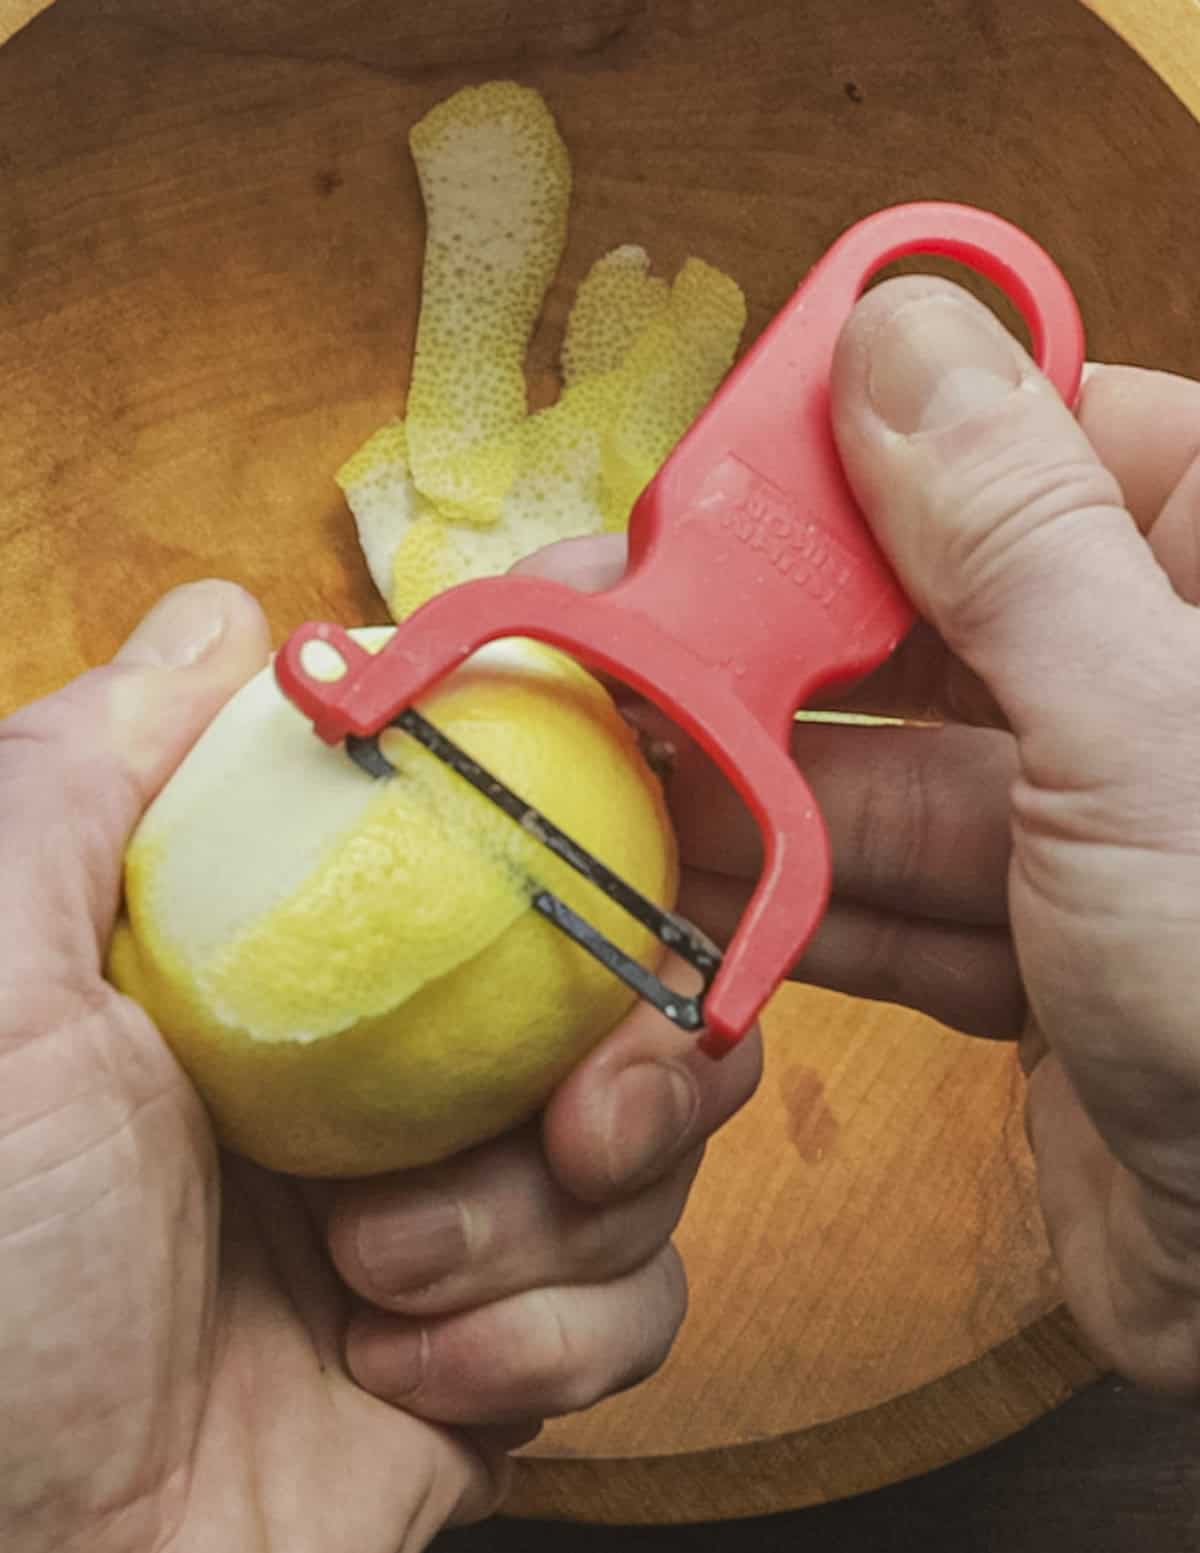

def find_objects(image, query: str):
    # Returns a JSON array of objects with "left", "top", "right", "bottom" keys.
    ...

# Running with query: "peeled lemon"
[{"left": 108, "top": 629, "right": 676, "bottom": 1178}]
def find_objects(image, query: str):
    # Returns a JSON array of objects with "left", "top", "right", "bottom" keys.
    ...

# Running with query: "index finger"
[{"left": 1078, "top": 364, "right": 1200, "bottom": 532}]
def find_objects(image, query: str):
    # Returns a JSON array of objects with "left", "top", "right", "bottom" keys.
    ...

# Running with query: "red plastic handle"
[
  {"left": 277, "top": 202, "right": 1085, "bottom": 1054},
  {"left": 616, "top": 200, "right": 1084, "bottom": 740}
]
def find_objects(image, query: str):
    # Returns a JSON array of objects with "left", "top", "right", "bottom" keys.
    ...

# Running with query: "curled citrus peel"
[
  {"left": 336, "top": 420, "right": 429, "bottom": 604},
  {"left": 561, "top": 244, "right": 670, "bottom": 385},
  {"left": 597, "top": 257, "right": 747, "bottom": 528},
  {"left": 405, "top": 81, "right": 571, "bottom": 526},
  {"left": 338, "top": 82, "right": 747, "bottom": 620}
]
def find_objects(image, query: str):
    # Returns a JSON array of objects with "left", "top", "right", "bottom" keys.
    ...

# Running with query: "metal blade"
[{"left": 345, "top": 709, "right": 722, "bottom": 1033}]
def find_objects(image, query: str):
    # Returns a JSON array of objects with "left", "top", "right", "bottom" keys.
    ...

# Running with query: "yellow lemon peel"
[
  {"left": 598, "top": 257, "right": 747, "bottom": 528},
  {"left": 338, "top": 82, "right": 747, "bottom": 616},
  {"left": 561, "top": 244, "right": 670, "bottom": 385},
  {"left": 387, "top": 369, "right": 616, "bottom": 615},
  {"left": 387, "top": 511, "right": 464, "bottom": 618},
  {"left": 404, "top": 81, "right": 571, "bottom": 526},
  {"left": 336, "top": 420, "right": 433, "bottom": 602},
  {"left": 345, "top": 263, "right": 745, "bottom": 615},
  {"left": 340, "top": 243, "right": 682, "bottom": 615}
]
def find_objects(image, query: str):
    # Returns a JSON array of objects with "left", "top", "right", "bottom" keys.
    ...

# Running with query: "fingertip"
[
  {"left": 202, "top": 579, "right": 273, "bottom": 694},
  {"left": 1076, "top": 364, "right": 1200, "bottom": 534},
  {"left": 115, "top": 578, "right": 269, "bottom": 674},
  {"left": 543, "top": 995, "right": 762, "bottom": 1203},
  {"left": 212, "top": 579, "right": 273, "bottom": 664},
  {"left": 108, "top": 580, "right": 271, "bottom": 799},
  {"left": 509, "top": 533, "right": 628, "bottom": 593}
]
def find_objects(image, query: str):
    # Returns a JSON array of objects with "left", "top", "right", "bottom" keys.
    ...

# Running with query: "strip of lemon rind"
[
  {"left": 354, "top": 256, "right": 747, "bottom": 617},
  {"left": 336, "top": 421, "right": 434, "bottom": 603},
  {"left": 561, "top": 245, "right": 670, "bottom": 385},
  {"left": 404, "top": 81, "right": 572, "bottom": 527},
  {"left": 340, "top": 246, "right": 673, "bottom": 614},
  {"left": 598, "top": 257, "right": 747, "bottom": 529}
]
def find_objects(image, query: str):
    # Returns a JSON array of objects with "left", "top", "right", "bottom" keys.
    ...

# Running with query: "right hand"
[{"left": 521, "top": 292, "right": 1200, "bottom": 1398}]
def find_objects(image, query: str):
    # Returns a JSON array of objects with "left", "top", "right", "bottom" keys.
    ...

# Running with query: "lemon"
[
  {"left": 108, "top": 629, "right": 676, "bottom": 1178},
  {"left": 403, "top": 81, "right": 571, "bottom": 525}
]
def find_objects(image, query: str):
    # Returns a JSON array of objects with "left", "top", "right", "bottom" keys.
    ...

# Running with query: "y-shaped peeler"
[{"left": 276, "top": 201, "right": 1085, "bottom": 1057}]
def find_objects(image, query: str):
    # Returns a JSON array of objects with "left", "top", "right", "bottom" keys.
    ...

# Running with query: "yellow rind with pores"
[
  {"left": 388, "top": 370, "right": 614, "bottom": 617},
  {"left": 599, "top": 257, "right": 747, "bottom": 528},
  {"left": 561, "top": 245, "right": 671, "bottom": 385},
  {"left": 404, "top": 81, "right": 571, "bottom": 525},
  {"left": 336, "top": 78, "right": 747, "bottom": 617},
  {"left": 109, "top": 630, "right": 676, "bottom": 1178},
  {"left": 339, "top": 249, "right": 747, "bottom": 619},
  {"left": 336, "top": 420, "right": 434, "bottom": 605}
]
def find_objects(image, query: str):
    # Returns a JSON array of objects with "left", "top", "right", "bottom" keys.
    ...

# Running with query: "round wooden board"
[{"left": 1, "top": 0, "right": 1197, "bottom": 1525}]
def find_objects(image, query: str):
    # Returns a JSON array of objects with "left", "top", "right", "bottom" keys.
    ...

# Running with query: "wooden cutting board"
[{"left": 1, "top": 0, "right": 1197, "bottom": 1524}]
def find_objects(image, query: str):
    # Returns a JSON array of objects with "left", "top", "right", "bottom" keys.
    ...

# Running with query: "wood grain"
[
  {"left": 1, "top": 0, "right": 1197, "bottom": 1524},
  {"left": 436, "top": 1377, "right": 1200, "bottom": 1550},
  {"left": 0, "top": 0, "right": 52, "bottom": 49}
]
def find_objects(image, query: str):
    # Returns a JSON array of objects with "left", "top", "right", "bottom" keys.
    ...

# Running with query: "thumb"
[
  {"left": 831, "top": 276, "right": 1198, "bottom": 793},
  {"left": 1, "top": 580, "right": 270, "bottom": 984}
]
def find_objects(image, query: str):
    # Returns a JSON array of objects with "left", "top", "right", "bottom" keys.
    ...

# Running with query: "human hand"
[
  {"left": 522, "top": 283, "right": 1200, "bottom": 1396},
  {"left": 0, "top": 583, "right": 759, "bottom": 1553}
]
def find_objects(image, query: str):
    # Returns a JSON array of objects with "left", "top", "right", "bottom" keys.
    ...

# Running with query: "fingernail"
[
  {"left": 605, "top": 1063, "right": 699, "bottom": 1192},
  {"left": 356, "top": 1198, "right": 469, "bottom": 1298},
  {"left": 115, "top": 580, "right": 231, "bottom": 670},
  {"left": 868, "top": 296, "right": 1024, "bottom": 435}
]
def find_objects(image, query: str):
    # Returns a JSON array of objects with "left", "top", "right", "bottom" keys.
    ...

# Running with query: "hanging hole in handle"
[
  {"left": 299, "top": 637, "right": 352, "bottom": 683},
  {"left": 866, "top": 254, "right": 1033, "bottom": 358}
]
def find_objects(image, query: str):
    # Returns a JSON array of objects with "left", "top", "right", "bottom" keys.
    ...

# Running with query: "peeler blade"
[{"left": 346, "top": 707, "right": 722, "bottom": 1034}]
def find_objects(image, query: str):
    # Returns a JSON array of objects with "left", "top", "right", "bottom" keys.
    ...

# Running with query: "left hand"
[{"left": 0, "top": 581, "right": 760, "bottom": 1553}]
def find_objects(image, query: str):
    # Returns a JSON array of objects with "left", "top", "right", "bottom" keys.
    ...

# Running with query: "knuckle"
[
  {"left": 853, "top": 911, "right": 909, "bottom": 1008},
  {"left": 533, "top": 1295, "right": 609, "bottom": 1414},
  {"left": 848, "top": 744, "right": 931, "bottom": 906},
  {"left": 510, "top": 1292, "right": 596, "bottom": 1410},
  {"left": 624, "top": 1248, "right": 688, "bottom": 1389},
  {"left": 929, "top": 441, "right": 1126, "bottom": 646},
  {"left": 669, "top": 1141, "right": 708, "bottom": 1198},
  {"left": 893, "top": 747, "right": 933, "bottom": 899},
  {"left": 646, "top": 1245, "right": 688, "bottom": 1363},
  {"left": 568, "top": 1159, "right": 698, "bottom": 1283},
  {"left": 514, "top": 1251, "right": 689, "bottom": 1416},
  {"left": 579, "top": 1251, "right": 687, "bottom": 1408},
  {"left": 565, "top": 1212, "right": 631, "bottom": 1284},
  {"left": 567, "top": 1207, "right": 644, "bottom": 1284}
]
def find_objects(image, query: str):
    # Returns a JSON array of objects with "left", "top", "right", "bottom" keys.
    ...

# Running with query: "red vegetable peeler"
[{"left": 276, "top": 201, "right": 1085, "bottom": 1058}]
